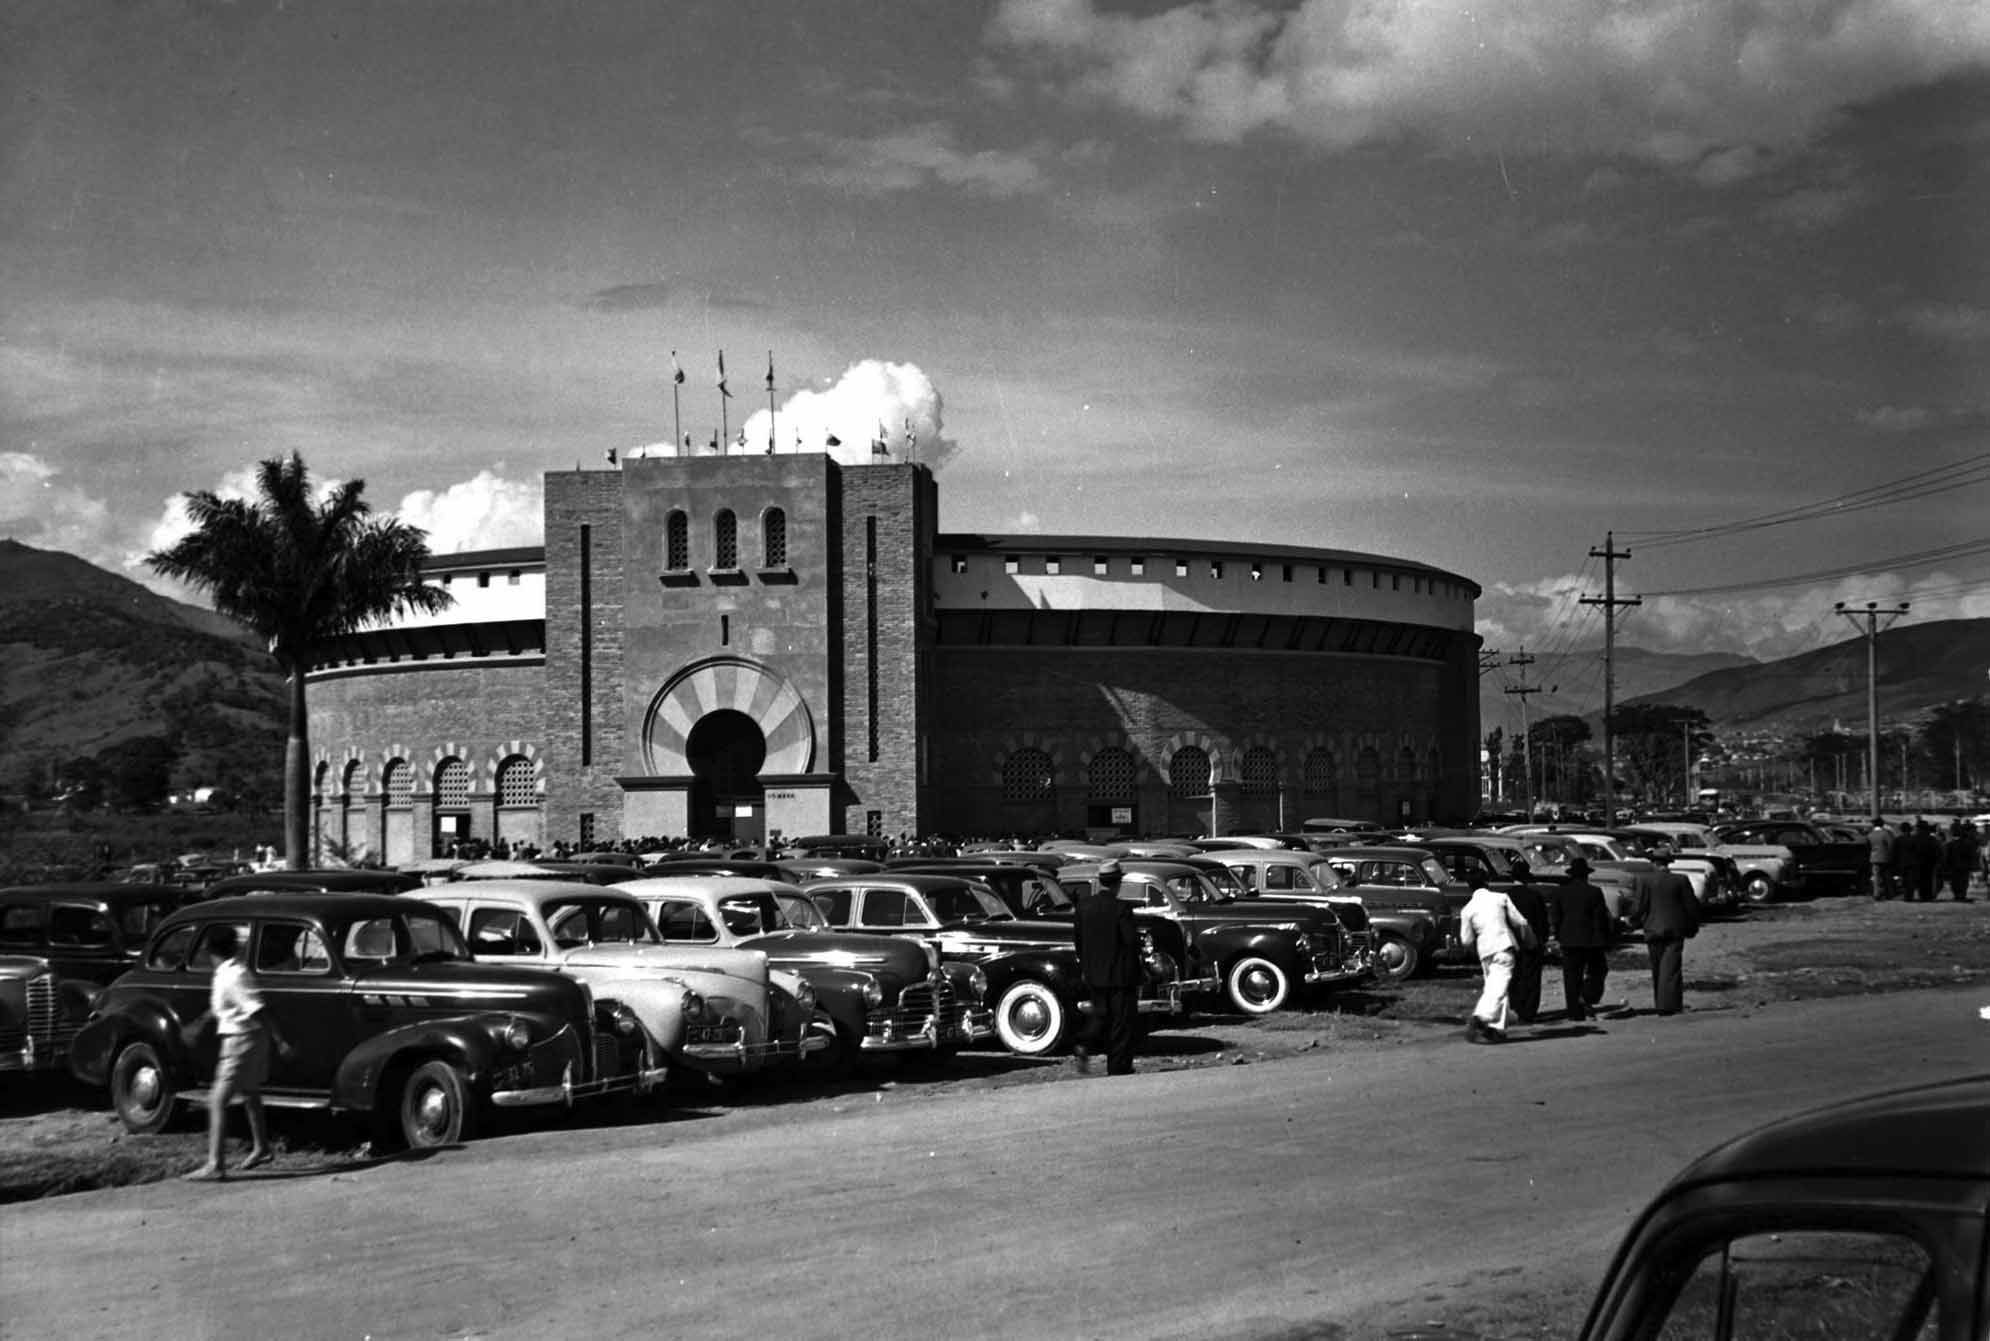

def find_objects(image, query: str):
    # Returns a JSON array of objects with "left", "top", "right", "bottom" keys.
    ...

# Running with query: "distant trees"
[
  {"left": 146, "top": 454, "right": 450, "bottom": 868},
  {"left": 1608, "top": 703, "right": 1712, "bottom": 805}
]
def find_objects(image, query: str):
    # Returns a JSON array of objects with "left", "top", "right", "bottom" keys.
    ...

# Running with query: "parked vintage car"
[
  {"left": 1580, "top": 1073, "right": 1990, "bottom": 1338},
  {"left": 800, "top": 872, "right": 1196, "bottom": 1057},
  {"left": 416, "top": 879, "right": 824, "bottom": 1081},
  {"left": 1713, "top": 819, "right": 1866, "bottom": 899},
  {"left": 1058, "top": 860, "right": 1362, "bottom": 1013},
  {"left": 618, "top": 875, "right": 993, "bottom": 1068},
  {"left": 1191, "top": 848, "right": 1437, "bottom": 982},
  {"left": 67, "top": 893, "right": 662, "bottom": 1147},
  {"left": 200, "top": 869, "right": 427, "bottom": 899},
  {"left": 0, "top": 883, "right": 199, "bottom": 1075},
  {"left": 1315, "top": 846, "right": 1471, "bottom": 962},
  {"left": 1612, "top": 825, "right": 1743, "bottom": 913}
]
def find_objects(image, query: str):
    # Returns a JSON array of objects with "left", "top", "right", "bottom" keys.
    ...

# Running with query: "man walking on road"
[
  {"left": 1868, "top": 817, "right": 1897, "bottom": 901},
  {"left": 1504, "top": 859, "right": 1552, "bottom": 1025},
  {"left": 1073, "top": 859, "right": 1141, "bottom": 1075},
  {"left": 1632, "top": 850, "right": 1700, "bottom": 1016},
  {"left": 1549, "top": 857, "right": 1614, "bottom": 1021},
  {"left": 1459, "top": 881, "right": 1536, "bottom": 1043}
]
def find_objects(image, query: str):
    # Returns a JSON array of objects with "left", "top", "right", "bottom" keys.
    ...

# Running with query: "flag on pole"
[
  {"left": 825, "top": 432, "right": 842, "bottom": 447},
  {"left": 716, "top": 351, "right": 732, "bottom": 399},
  {"left": 873, "top": 421, "right": 889, "bottom": 456},
  {"left": 671, "top": 351, "right": 685, "bottom": 386},
  {"left": 765, "top": 352, "right": 775, "bottom": 391},
  {"left": 736, "top": 428, "right": 748, "bottom": 450},
  {"left": 604, "top": 448, "right": 618, "bottom": 466}
]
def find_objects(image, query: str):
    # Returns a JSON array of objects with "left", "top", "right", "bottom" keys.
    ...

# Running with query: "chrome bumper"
[
  {"left": 859, "top": 1006, "right": 996, "bottom": 1051},
  {"left": 491, "top": 1061, "right": 673, "bottom": 1109},
  {"left": 1137, "top": 975, "right": 1221, "bottom": 1014}
]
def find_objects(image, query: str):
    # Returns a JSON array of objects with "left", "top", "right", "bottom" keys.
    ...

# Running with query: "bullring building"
[{"left": 307, "top": 455, "right": 1482, "bottom": 865}]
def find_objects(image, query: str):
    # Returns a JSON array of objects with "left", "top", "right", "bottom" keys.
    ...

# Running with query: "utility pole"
[
  {"left": 1504, "top": 647, "right": 1544, "bottom": 818},
  {"left": 1835, "top": 600, "right": 1909, "bottom": 821},
  {"left": 1682, "top": 721, "right": 1694, "bottom": 806},
  {"left": 1581, "top": 533, "right": 1641, "bottom": 826}
]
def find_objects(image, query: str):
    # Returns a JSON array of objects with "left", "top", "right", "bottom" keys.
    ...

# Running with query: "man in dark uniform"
[
  {"left": 1631, "top": 849, "right": 1700, "bottom": 1015},
  {"left": 1073, "top": 859, "right": 1142, "bottom": 1076},
  {"left": 1504, "top": 858, "right": 1552, "bottom": 1024},
  {"left": 1548, "top": 857, "right": 1613, "bottom": 1021}
]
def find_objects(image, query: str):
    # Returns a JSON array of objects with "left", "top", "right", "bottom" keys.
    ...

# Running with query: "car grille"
[
  {"left": 1340, "top": 929, "right": 1373, "bottom": 969},
  {"left": 877, "top": 977, "right": 961, "bottom": 1031}
]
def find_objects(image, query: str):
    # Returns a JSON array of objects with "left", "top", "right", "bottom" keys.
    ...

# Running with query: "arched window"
[
  {"left": 665, "top": 510, "right": 689, "bottom": 571},
  {"left": 714, "top": 509, "right": 738, "bottom": 569},
  {"left": 496, "top": 755, "right": 537, "bottom": 807},
  {"left": 313, "top": 761, "right": 330, "bottom": 800},
  {"left": 1302, "top": 749, "right": 1337, "bottom": 795},
  {"left": 435, "top": 757, "right": 469, "bottom": 807},
  {"left": 383, "top": 759, "right": 413, "bottom": 807},
  {"left": 1002, "top": 748, "right": 1054, "bottom": 801},
  {"left": 1088, "top": 747, "right": 1134, "bottom": 802},
  {"left": 762, "top": 508, "right": 788, "bottom": 569},
  {"left": 1240, "top": 746, "right": 1278, "bottom": 796},
  {"left": 341, "top": 759, "right": 363, "bottom": 799},
  {"left": 1169, "top": 747, "right": 1210, "bottom": 799}
]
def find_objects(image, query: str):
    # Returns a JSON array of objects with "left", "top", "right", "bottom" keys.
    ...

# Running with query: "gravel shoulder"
[{"left": 6, "top": 891, "right": 1988, "bottom": 1203}]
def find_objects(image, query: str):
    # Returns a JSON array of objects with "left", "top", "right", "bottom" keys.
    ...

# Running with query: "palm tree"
[{"left": 147, "top": 453, "right": 452, "bottom": 869}]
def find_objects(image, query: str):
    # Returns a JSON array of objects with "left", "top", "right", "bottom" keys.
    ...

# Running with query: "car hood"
[
  {"left": 351, "top": 959, "right": 591, "bottom": 1012},
  {"left": 741, "top": 930, "right": 931, "bottom": 983},
  {"left": 558, "top": 942, "right": 770, "bottom": 988}
]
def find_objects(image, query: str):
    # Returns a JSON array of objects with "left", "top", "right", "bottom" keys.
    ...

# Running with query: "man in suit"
[
  {"left": 1548, "top": 857, "right": 1613, "bottom": 1021},
  {"left": 1504, "top": 858, "right": 1552, "bottom": 1024},
  {"left": 1631, "top": 849, "right": 1701, "bottom": 1016},
  {"left": 1073, "top": 859, "right": 1142, "bottom": 1075}
]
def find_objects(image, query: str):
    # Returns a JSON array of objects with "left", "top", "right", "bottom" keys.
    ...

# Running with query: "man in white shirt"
[
  {"left": 1457, "top": 883, "right": 1537, "bottom": 1043},
  {"left": 185, "top": 924, "right": 278, "bottom": 1181}
]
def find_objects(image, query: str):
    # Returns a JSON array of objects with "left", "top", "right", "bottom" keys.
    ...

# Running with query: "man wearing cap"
[
  {"left": 1631, "top": 848, "right": 1701, "bottom": 1016},
  {"left": 1073, "top": 859, "right": 1142, "bottom": 1075},
  {"left": 1548, "top": 857, "right": 1613, "bottom": 1021}
]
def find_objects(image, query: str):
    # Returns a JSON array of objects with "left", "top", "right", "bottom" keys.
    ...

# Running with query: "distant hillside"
[
  {"left": 1620, "top": 618, "right": 1990, "bottom": 733},
  {"left": 1481, "top": 646, "right": 1757, "bottom": 736},
  {"left": 0, "top": 540, "right": 285, "bottom": 796}
]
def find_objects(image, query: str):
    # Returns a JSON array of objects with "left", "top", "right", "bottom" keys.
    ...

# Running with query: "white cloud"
[
  {"left": 1478, "top": 568, "right": 1990, "bottom": 661},
  {"left": 0, "top": 452, "right": 120, "bottom": 562},
  {"left": 395, "top": 471, "right": 545, "bottom": 554},
  {"left": 646, "top": 359, "right": 963, "bottom": 472},
  {"left": 988, "top": 0, "right": 1990, "bottom": 164},
  {"left": 797, "top": 123, "right": 1047, "bottom": 197}
]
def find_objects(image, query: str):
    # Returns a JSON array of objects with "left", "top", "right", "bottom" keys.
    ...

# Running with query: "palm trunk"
[{"left": 285, "top": 666, "right": 309, "bottom": 870}]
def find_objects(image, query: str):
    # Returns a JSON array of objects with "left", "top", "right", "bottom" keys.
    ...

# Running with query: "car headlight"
[
  {"left": 499, "top": 1019, "right": 532, "bottom": 1051},
  {"left": 1292, "top": 933, "right": 1312, "bottom": 954},
  {"left": 963, "top": 965, "right": 986, "bottom": 1002},
  {"left": 680, "top": 989, "right": 709, "bottom": 1024},
  {"left": 856, "top": 975, "right": 884, "bottom": 1008},
  {"left": 792, "top": 980, "right": 816, "bottom": 1013}
]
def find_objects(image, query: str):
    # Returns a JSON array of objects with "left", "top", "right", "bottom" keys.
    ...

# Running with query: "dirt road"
[{"left": 5, "top": 982, "right": 1986, "bottom": 1340}]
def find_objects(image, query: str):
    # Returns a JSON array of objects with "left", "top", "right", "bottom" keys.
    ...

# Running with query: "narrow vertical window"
[
  {"left": 714, "top": 509, "right": 738, "bottom": 569},
  {"left": 762, "top": 507, "right": 788, "bottom": 568},
  {"left": 665, "top": 511, "right": 689, "bottom": 571}
]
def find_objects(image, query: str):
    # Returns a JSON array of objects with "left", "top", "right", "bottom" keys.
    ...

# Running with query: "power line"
[
  {"left": 1636, "top": 537, "right": 1990, "bottom": 599},
  {"left": 1621, "top": 451, "right": 1990, "bottom": 549}
]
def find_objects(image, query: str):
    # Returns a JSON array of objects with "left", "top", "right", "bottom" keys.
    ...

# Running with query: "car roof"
[
  {"left": 1318, "top": 845, "right": 1443, "bottom": 860},
  {"left": 804, "top": 873, "right": 979, "bottom": 892},
  {"left": 169, "top": 892, "right": 445, "bottom": 921},
  {"left": 421, "top": 878, "right": 639, "bottom": 905},
  {"left": 0, "top": 882, "right": 179, "bottom": 904},
  {"left": 616, "top": 876, "right": 803, "bottom": 900},
  {"left": 202, "top": 870, "right": 424, "bottom": 895},
  {"left": 1204, "top": 848, "right": 1330, "bottom": 863},
  {"left": 1669, "top": 1074, "right": 1990, "bottom": 1190}
]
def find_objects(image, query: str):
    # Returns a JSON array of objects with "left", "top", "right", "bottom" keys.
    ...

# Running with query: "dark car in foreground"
[
  {"left": 1581, "top": 1073, "right": 1990, "bottom": 1338},
  {"left": 67, "top": 893, "right": 658, "bottom": 1149}
]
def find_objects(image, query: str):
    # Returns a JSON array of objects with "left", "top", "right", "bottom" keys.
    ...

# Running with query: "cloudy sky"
[{"left": 4, "top": 0, "right": 1987, "bottom": 694}]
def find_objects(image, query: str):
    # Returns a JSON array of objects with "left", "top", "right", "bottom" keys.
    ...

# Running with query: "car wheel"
[
  {"left": 1744, "top": 872, "right": 1777, "bottom": 904},
  {"left": 993, "top": 980, "right": 1069, "bottom": 1056},
  {"left": 397, "top": 1060, "right": 476, "bottom": 1149},
  {"left": 1226, "top": 956, "right": 1292, "bottom": 1014},
  {"left": 110, "top": 1040, "right": 178, "bottom": 1135},
  {"left": 1373, "top": 934, "right": 1421, "bottom": 983}
]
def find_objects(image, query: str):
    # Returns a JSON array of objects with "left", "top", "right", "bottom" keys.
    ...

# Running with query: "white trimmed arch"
[
  {"left": 987, "top": 732, "right": 1060, "bottom": 787},
  {"left": 642, "top": 657, "right": 815, "bottom": 776},
  {"left": 1159, "top": 731, "right": 1224, "bottom": 783},
  {"left": 484, "top": 740, "right": 543, "bottom": 796}
]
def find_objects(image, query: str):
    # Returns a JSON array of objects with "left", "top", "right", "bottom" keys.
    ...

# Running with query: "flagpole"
[
  {"left": 670, "top": 350, "right": 683, "bottom": 456},
  {"left": 718, "top": 349, "right": 730, "bottom": 452},
  {"left": 765, "top": 350, "right": 776, "bottom": 455}
]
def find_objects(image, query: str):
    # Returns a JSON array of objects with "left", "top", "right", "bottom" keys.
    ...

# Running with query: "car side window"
[
  {"left": 0, "top": 904, "right": 44, "bottom": 949},
  {"left": 810, "top": 888, "right": 853, "bottom": 926},
  {"left": 146, "top": 923, "right": 197, "bottom": 972},
  {"left": 863, "top": 889, "right": 911, "bottom": 927},
  {"left": 468, "top": 908, "right": 543, "bottom": 956},
  {"left": 49, "top": 905, "right": 115, "bottom": 948},
  {"left": 1653, "top": 1230, "right": 1936, "bottom": 1340},
  {"left": 654, "top": 902, "right": 718, "bottom": 942},
  {"left": 189, "top": 922, "right": 250, "bottom": 971},
  {"left": 257, "top": 922, "right": 331, "bottom": 975},
  {"left": 342, "top": 918, "right": 398, "bottom": 966}
]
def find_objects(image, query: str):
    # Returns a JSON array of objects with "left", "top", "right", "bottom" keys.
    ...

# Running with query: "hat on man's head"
[
  {"left": 1097, "top": 858, "right": 1123, "bottom": 883},
  {"left": 1565, "top": 857, "right": 1592, "bottom": 878}
]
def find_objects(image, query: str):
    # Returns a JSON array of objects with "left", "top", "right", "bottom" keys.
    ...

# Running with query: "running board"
[{"left": 181, "top": 1088, "right": 331, "bottom": 1112}]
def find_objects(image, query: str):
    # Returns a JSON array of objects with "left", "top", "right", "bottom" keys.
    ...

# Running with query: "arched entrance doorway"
[{"left": 685, "top": 709, "right": 767, "bottom": 842}]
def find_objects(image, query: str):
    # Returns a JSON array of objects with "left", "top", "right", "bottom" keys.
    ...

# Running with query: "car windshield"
[
  {"left": 546, "top": 899, "right": 657, "bottom": 948},
  {"left": 774, "top": 894, "right": 829, "bottom": 930},
  {"left": 336, "top": 910, "right": 473, "bottom": 968},
  {"left": 926, "top": 885, "right": 1012, "bottom": 922},
  {"left": 1158, "top": 873, "right": 1226, "bottom": 905},
  {"left": 1014, "top": 873, "right": 1075, "bottom": 915},
  {"left": 1470, "top": 848, "right": 1523, "bottom": 878},
  {"left": 715, "top": 894, "right": 781, "bottom": 935},
  {"left": 1196, "top": 864, "right": 1250, "bottom": 896}
]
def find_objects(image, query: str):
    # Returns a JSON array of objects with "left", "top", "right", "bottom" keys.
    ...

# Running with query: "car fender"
[
  {"left": 978, "top": 950, "right": 1083, "bottom": 1003},
  {"left": 789, "top": 965, "right": 878, "bottom": 1036},
  {"left": 67, "top": 998, "right": 193, "bottom": 1089},
  {"left": 1196, "top": 924, "right": 1305, "bottom": 973},
  {"left": 331, "top": 1016, "right": 508, "bottom": 1113},
  {"left": 569, "top": 974, "right": 688, "bottom": 1057}
]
